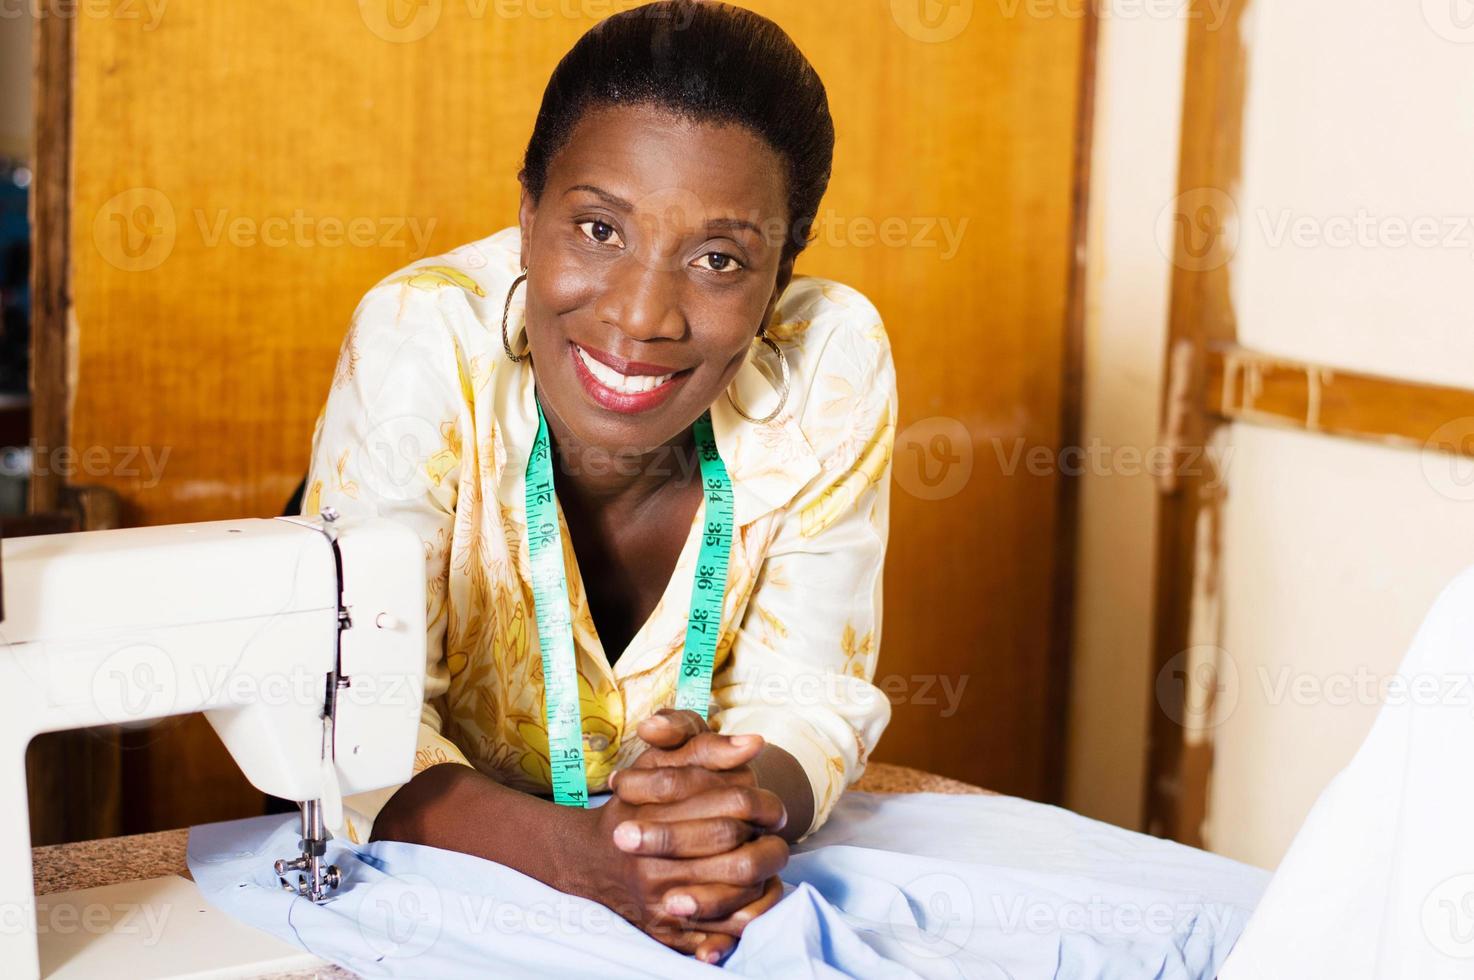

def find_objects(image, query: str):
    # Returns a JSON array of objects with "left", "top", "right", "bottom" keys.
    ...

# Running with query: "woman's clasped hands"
[{"left": 581, "top": 709, "right": 790, "bottom": 964}]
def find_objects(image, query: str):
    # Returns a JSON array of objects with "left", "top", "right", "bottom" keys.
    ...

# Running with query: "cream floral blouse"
[{"left": 304, "top": 227, "right": 896, "bottom": 842}]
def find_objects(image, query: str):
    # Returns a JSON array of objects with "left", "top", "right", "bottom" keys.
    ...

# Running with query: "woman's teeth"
[{"left": 575, "top": 345, "right": 676, "bottom": 393}]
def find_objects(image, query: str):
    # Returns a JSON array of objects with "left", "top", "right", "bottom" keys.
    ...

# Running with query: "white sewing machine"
[{"left": 0, "top": 511, "right": 426, "bottom": 979}]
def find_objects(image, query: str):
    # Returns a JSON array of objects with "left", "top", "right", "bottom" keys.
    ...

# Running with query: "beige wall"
[
  {"left": 1201, "top": 0, "right": 1474, "bottom": 869},
  {"left": 1064, "top": 11, "right": 1187, "bottom": 829},
  {"left": 1068, "top": 0, "right": 1474, "bottom": 864},
  {"left": 0, "top": 12, "right": 31, "bottom": 160}
]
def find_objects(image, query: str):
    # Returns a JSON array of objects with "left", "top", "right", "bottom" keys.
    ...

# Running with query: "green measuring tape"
[{"left": 524, "top": 398, "right": 734, "bottom": 807}]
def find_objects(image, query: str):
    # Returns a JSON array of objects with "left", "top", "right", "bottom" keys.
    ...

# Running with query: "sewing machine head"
[{"left": 0, "top": 511, "right": 425, "bottom": 971}]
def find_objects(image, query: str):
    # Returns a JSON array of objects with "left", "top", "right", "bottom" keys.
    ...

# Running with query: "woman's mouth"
[{"left": 568, "top": 341, "right": 692, "bottom": 414}]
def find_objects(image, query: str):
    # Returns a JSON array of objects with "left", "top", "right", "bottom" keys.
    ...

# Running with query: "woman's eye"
[
  {"left": 577, "top": 220, "right": 624, "bottom": 247},
  {"left": 694, "top": 251, "right": 742, "bottom": 273}
]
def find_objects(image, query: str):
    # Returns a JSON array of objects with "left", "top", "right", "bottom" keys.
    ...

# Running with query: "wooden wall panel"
[{"left": 62, "top": 1, "right": 1087, "bottom": 828}]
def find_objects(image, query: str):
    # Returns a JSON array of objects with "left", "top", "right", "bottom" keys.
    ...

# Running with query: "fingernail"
[
  {"left": 730, "top": 734, "right": 758, "bottom": 749},
  {"left": 613, "top": 822, "right": 642, "bottom": 851},
  {"left": 608, "top": 770, "right": 620, "bottom": 790},
  {"left": 665, "top": 893, "right": 697, "bottom": 916},
  {"left": 698, "top": 949, "right": 720, "bottom": 964}
]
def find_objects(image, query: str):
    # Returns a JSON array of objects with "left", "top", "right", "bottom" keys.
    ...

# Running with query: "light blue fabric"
[{"left": 188, "top": 792, "right": 1267, "bottom": 979}]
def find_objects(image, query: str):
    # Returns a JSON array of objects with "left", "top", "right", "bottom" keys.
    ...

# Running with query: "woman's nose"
[{"left": 594, "top": 258, "right": 686, "bottom": 343}]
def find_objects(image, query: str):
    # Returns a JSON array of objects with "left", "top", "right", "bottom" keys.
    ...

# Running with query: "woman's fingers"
[
  {"left": 633, "top": 731, "right": 765, "bottom": 771},
  {"left": 644, "top": 925, "right": 709, "bottom": 955},
  {"left": 668, "top": 875, "right": 785, "bottom": 939},
  {"left": 644, "top": 785, "right": 788, "bottom": 832},
  {"left": 613, "top": 764, "right": 755, "bottom": 806},
  {"left": 641, "top": 833, "right": 788, "bottom": 891},
  {"left": 613, "top": 816, "right": 756, "bottom": 858},
  {"left": 635, "top": 708, "right": 709, "bottom": 750},
  {"left": 659, "top": 881, "right": 765, "bottom": 923},
  {"left": 646, "top": 926, "right": 736, "bottom": 965},
  {"left": 693, "top": 931, "right": 738, "bottom": 965}
]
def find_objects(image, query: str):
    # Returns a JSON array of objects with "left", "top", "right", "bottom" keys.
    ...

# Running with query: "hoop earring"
[
  {"left": 501, "top": 271, "right": 530, "bottom": 363},
  {"left": 726, "top": 331, "right": 791, "bottom": 425}
]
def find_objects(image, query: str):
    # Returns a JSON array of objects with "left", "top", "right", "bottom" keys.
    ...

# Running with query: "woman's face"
[{"left": 518, "top": 103, "right": 794, "bottom": 457}]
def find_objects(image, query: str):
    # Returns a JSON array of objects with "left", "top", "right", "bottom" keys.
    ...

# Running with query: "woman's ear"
[{"left": 517, "top": 184, "right": 536, "bottom": 271}]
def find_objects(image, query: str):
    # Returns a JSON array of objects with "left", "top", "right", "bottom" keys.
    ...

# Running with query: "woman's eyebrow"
[
  {"left": 564, "top": 184, "right": 765, "bottom": 239},
  {"left": 563, "top": 184, "right": 633, "bottom": 211},
  {"left": 706, "top": 216, "right": 765, "bottom": 238}
]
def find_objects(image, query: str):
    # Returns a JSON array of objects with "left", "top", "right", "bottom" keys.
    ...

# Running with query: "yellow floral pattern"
[{"left": 305, "top": 228, "right": 897, "bottom": 840}]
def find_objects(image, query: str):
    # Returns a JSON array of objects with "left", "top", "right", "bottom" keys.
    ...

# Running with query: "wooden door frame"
[
  {"left": 1143, "top": 0, "right": 1474, "bottom": 846},
  {"left": 30, "top": 7, "right": 70, "bottom": 518},
  {"left": 1044, "top": 0, "right": 1101, "bottom": 804}
]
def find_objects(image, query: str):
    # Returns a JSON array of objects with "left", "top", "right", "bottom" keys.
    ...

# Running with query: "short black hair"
[{"left": 519, "top": 0, "right": 835, "bottom": 262}]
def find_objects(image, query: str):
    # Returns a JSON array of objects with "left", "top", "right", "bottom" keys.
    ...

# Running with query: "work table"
[{"left": 31, "top": 764, "right": 988, "bottom": 978}]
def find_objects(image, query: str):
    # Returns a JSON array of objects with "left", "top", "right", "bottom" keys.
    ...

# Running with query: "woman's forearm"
[{"left": 369, "top": 762, "right": 598, "bottom": 898}]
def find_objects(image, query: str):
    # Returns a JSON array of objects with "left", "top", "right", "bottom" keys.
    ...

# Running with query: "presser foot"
[{"left": 274, "top": 799, "right": 341, "bottom": 903}]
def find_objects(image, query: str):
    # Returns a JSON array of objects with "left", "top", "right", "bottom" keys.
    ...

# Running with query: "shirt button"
[{"left": 585, "top": 734, "right": 610, "bottom": 752}]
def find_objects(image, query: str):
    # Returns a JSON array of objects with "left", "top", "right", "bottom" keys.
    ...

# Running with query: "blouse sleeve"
[
  {"left": 301, "top": 282, "right": 477, "bottom": 843},
  {"left": 708, "top": 298, "right": 898, "bottom": 839}
]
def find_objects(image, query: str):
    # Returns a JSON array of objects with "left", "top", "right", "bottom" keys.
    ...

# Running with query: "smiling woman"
[{"left": 301, "top": 0, "right": 896, "bottom": 966}]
